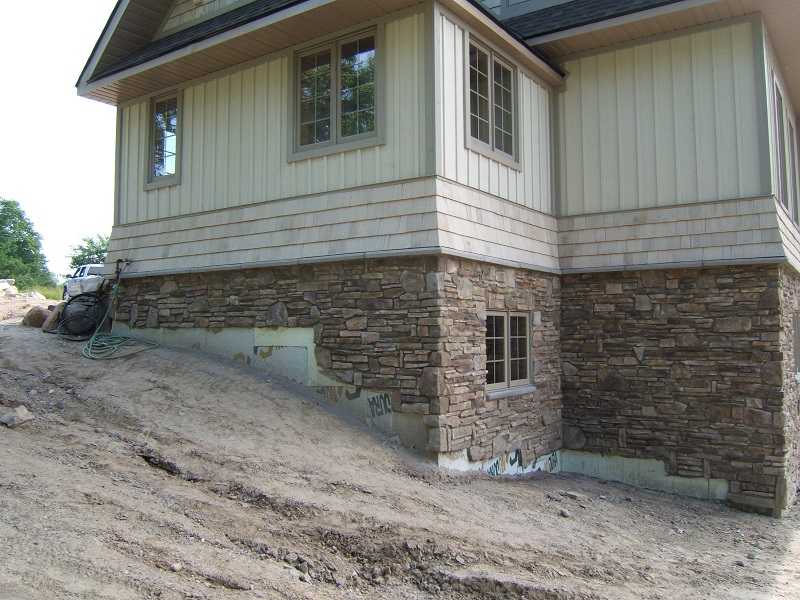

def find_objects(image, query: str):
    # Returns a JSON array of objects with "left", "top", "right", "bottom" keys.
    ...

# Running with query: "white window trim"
[
  {"left": 486, "top": 311, "right": 531, "bottom": 392},
  {"left": 288, "top": 27, "right": 385, "bottom": 162},
  {"left": 145, "top": 90, "right": 181, "bottom": 191},
  {"left": 464, "top": 36, "right": 520, "bottom": 171},
  {"left": 773, "top": 76, "right": 800, "bottom": 223}
]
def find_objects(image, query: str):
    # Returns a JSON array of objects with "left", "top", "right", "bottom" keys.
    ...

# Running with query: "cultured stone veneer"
[
  {"left": 561, "top": 265, "right": 792, "bottom": 514},
  {"left": 114, "top": 256, "right": 562, "bottom": 466},
  {"left": 780, "top": 265, "right": 800, "bottom": 510}
]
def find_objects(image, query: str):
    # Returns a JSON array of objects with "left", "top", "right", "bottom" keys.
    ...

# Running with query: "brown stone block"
[
  {"left": 451, "top": 425, "right": 472, "bottom": 441},
  {"left": 658, "top": 402, "right": 688, "bottom": 415},
  {"left": 744, "top": 408, "right": 773, "bottom": 427}
]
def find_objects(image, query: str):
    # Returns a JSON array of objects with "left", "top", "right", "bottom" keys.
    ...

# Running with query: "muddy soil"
[{"left": 1, "top": 296, "right": 799, "bottom": 599}]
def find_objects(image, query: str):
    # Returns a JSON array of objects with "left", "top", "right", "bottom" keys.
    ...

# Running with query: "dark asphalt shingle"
[
  {"left": 90, "top": 0, "right": 685, "bottom": 83},
  {"left": 501, "top": 0, "right": 685, "bottom": 40},
  {"left": 89, "top": 0, "right": 304, "bottom": 82}
]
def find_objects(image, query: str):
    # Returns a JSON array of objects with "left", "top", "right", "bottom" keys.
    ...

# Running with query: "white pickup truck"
[{"left": 63, "top": 264, "right": 105, "bottom": 300}]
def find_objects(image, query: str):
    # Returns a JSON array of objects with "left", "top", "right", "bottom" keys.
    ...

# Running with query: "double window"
[
  {"left": 148, "top": 92, "right": 180, "bottom": 187},
  {"left": 486, "top": 312, "right": 530, "bottom": 390},
  {"left": 296, "top": 31, "right": 377, "bottom": 152},
  {"left": 468, "top": 40, "right": 516, "bottom": 160}
]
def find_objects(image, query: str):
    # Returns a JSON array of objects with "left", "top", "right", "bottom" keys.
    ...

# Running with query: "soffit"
[
  {"left": 80, "top": 0, "right": 428, "bottom": 105},
  {"left": 525, "top": 0, "right": 800, "bottom": 108}
]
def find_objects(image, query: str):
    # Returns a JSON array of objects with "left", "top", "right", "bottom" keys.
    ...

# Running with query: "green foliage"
[
  {"left": 21, "top": 285, "right": 62, "bottom": 301},
  {"left": 0, "top": 198, "right": 56, "bottom": 288},
  {"left": 69, "top": 233, "right": 109, "bottom": 269}
]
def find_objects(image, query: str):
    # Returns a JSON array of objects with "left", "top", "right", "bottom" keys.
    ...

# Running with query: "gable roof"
[
  {"left": 77, "top": 0, "right": 800, "bottom": 110},
  {"left": 501, "top": 0, "right": 684, "bottom": 40},
  {"left": 86, "top": 0, "right": 304, "bottom": 84},
  {"left": 78, "top": 0, "right": 562, "bottom": 105}
]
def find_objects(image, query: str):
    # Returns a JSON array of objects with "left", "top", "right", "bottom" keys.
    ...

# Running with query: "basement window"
[{"left": 486, "top": 312, "right": 530, "bottom": 391}]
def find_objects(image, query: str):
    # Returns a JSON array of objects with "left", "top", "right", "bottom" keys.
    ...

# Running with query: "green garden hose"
[{"left": 82, "top": 265, "right": 158, "bottom": 360}]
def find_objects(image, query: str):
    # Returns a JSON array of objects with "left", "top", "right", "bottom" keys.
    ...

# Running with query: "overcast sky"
[{"left": 0, "top": 1, "right": 119, "bottom": 278}]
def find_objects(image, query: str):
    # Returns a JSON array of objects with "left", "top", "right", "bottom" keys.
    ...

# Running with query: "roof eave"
[
  {"left": 76, "top": 0, "right": 129, "bottom": 92},
  {"left": 523, "top": 0, "right": 718, "bottom": 45},
  {"left": 444, "top": 0, "right": 563, "bottom": 85}
]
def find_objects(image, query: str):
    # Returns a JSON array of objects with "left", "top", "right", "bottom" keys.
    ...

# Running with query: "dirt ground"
[{"left": 1, "top": 295, "right": 800, "bottom": 600}]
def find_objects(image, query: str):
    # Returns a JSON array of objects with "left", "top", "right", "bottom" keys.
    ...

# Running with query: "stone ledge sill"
[{"left": 487, "top": 384, "right": 537, "bottom": 401}]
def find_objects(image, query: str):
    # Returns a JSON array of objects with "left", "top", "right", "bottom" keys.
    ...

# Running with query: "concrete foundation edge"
[{"left": 560, "top": 450, "right": 729, "bottom": 501}]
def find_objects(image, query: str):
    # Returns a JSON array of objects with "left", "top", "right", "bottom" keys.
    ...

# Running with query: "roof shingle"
[
  {"left": 89, "top": 0, "right": 303, "bottom": 82},
  {"left": 500, "top": 0, "right": 685, "bottom": 40}
]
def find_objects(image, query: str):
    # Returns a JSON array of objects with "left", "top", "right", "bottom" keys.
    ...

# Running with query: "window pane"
[
  {"left": 789, "top": 123, "right": 799, "bottom": 224},
  {"left": 493, "top": 61, "right": 513, "bottom": 155},
  {"left": 509, "top": 315, "right": 528, "bottom": 382},
  {"left": 469, "top": 45, "right": 490, "bottom": 144},
  {"left": 299, "top": 50, "right": 332, "bottom": 146},
  {"left": 341, "top": 35, "right": 376, "bottom": 137},
  {"left": 776, "top": 85, "right": 788, "bottom": 207},
  {"left": 486, "top": 315, "right": 505, "bottom": 385},
  {"left": 153, "top": 96, "right": 178, "bottom": 178}
]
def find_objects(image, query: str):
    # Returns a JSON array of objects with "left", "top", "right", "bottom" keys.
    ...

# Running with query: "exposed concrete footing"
[{"left": 560, "top": 451, "right": 729, "bottom": 501}]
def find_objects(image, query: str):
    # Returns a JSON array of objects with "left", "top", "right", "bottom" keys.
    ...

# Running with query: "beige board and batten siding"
[
  {"left": 555, "top": 17, "right": 767, "bottom": 217},
  {"left": 435, "top": 7, "right": 553, "bottom": 215},
  {"left": 160, "top": 0, "right": 251, "bottom": 36},
  {"left": 116, "top": 8, "right": 429, "bottom": 227}
]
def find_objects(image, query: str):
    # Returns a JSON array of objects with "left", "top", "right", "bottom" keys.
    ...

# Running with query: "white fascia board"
[
  {"left": 77, "top": 0, "right": 131, "bottom": 93},
  {"left": 78, "top": 0, "right": 336, "bottom": 98},
  {"left": 524, "top": 0, "right": 722, "bottom": 45}
]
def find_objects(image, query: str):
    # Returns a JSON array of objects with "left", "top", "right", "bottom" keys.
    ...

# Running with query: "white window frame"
[
  {"left": 465, "top": 36, "right": 519, "bottom": 169},
  {"left": 289, "top": 28, "right": 384, "bottom": 161},
  {"left": 486, "top": 311, "right": 530, "bottom": 391},
  {"left": 146, "top": 90, "right": 181, "bottom": 190}
]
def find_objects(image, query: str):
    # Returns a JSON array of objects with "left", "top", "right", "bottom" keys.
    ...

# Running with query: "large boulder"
[
  {"left": 41, "top": 302, "right": 66, "bottom": 332},
  {"left": 22, "top": 306, "right": 50, "bottom": 328}
]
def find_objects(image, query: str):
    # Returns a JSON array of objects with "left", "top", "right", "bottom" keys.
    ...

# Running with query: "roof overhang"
[
  {"left": 439, "top": 0, "right": 563, "bottom": 87},
  {"left": 77, "top": 0, "right": 562, "bottom": 106},
  {"left": 525, "top": 0, "right": 800, "bottom": 110},
  {"left": 78, "top": 0, "right": 426, "bottom": 105}
]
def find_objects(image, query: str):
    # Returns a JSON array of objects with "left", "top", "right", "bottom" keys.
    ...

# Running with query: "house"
[{"left": 78, "top": 0, "right": 800, "bottom": 516}]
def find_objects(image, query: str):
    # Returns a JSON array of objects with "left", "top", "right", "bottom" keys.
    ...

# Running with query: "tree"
[
  {"left": 69, "top": 233, "right": 109, "bottom": 268},
  {"left": 0, "top": 198, "right": 56, "bottom": 288}
]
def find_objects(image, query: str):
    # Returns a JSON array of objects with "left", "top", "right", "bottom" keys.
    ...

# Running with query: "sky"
[{"left": 0, "top": 1, "right": 120, "bottom": 279}]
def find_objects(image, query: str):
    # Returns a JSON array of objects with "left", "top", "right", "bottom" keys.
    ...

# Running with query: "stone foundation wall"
[
  {"left": 428, "top": 258, "right": 562, "bottom": 466},
  {"left": 115, "top": 256, "right": 562, "bottom": 467},
  {"left": 561, "top": 265, "right": 790, "bottom": 514},
  {"left": 780, "top": 265, "right": 800, "bottom": 508}
]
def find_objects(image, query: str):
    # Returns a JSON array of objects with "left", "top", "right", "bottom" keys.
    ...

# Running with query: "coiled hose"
[{"left": 81, "top": 265, "right": 158, "bottom": 360}]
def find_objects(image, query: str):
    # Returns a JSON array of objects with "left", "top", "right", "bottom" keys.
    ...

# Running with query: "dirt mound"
[{"left": 1, "top": 296, "right": 799, "bottom": 599}]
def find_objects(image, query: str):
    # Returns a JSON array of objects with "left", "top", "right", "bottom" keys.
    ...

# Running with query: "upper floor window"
[
  {"left": 467, "top": 40, "right": 516, "bottom": 163},
  {"left": 148, "top": 92, "right": 180, "bottom": 188},
  {"left": 296, "top": 31, "right": 377, "bottom": 153},
  {"left": 486, "top": 312, "right": 530, "bottom": 391},
  {"left": 773, "top": 80, "right": 799, "bottom": 223}
]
